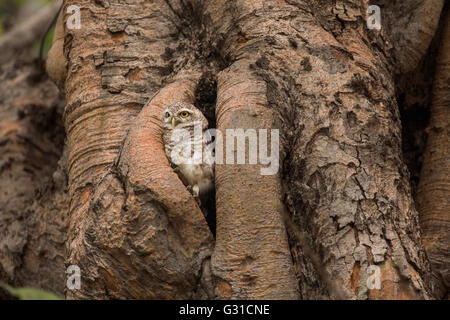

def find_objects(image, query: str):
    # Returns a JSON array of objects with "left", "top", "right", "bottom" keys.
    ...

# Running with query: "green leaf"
[{"left": 3, "top": 285, "right": 62, "bottom": 300}]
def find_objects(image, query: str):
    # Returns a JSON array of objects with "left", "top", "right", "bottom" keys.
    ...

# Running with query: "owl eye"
[
  {"left": 179, "top": 111, "right": 190, "bottom": 118},
  {"left": 165, "top": 112, "right": 170, "bottom": 118}
]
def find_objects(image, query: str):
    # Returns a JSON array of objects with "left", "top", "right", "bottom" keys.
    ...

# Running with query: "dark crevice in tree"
[
  {"left": 397, "top": 4, "right": 448, "bottom": 200},
  {"left": 194, "top": 70, "right": 217, "bottom": 236},
  {"left": 399, "top": 103, "right": 430, "bottom": 198},
  {"left": 194, "top": 71, "right": 217, "bottom": 128}
]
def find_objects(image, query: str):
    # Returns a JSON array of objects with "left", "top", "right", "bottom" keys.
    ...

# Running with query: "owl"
[{"left": 162, "top": 102, "right": 215, "bottom": 202}]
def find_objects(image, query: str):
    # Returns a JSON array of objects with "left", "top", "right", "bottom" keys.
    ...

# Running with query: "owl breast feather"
[{"left": 164, "top": 130, "right": 214, "bottom": 196}]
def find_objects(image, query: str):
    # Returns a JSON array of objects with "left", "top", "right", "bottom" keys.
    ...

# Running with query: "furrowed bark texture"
[
  {"left": 0, "top": 53, "right": 67, "bottom": 295},
  {"left": 63, "top": 0, "right": 297, "bottom": 299},
  {"left": 63, "top": 0, "right": 212, "bottom": 299},
  {"left": 60, "top": 0, "right": 232, "bottom": 298},
  {"left": 201, "top": 0, "right": 436, "bottom": 299},
  {"left": 417, "top": 8, "right": 450, "bottom": 297},
  {"left": 212, "top": 60, "right": 299, "bottom": 299},
  {"left": 67, "top": 70, "right": 215, "bottom": 299},
  {"left": 55, "top": 0, "right": 446, "bottom": 299}
]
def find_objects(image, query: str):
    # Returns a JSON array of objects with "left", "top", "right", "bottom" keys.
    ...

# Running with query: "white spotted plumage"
[{"left": 162, "top": 102, "right": 214, "bottom": 199}]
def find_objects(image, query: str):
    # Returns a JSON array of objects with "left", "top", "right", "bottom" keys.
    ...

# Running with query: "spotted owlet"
[{"left": 162, "top": 102, "right": 215, "bottom": 202}]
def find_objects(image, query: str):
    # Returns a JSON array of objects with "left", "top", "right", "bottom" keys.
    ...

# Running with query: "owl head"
[{"left": 162, "top": 102, "right": 208, "bottom": 130}]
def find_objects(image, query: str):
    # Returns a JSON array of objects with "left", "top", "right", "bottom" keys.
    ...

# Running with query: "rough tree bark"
[
  {"left": 417, "top": 7, "right": 450, "bottom": 298},
  {"left": 1, "top": 0, "right": 448, "bottom": 300},
  {"left": 0, "top": 2, "right": 67, "bottom": 297}
]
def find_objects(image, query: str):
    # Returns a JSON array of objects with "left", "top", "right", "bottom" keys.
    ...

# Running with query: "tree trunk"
[
  {"left": 0, "top": 33, "right": 67, "bottom": 297},
  {"left": 417, "top": 7, "right": 450, "bottom": 298},
  {"left": 1, "top": 0, "right": 448, "bottom": 300}
]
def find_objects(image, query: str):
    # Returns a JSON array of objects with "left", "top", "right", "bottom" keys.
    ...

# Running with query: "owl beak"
[{"left": 171, "top": 117, "right": 176, "bottom": 129}]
